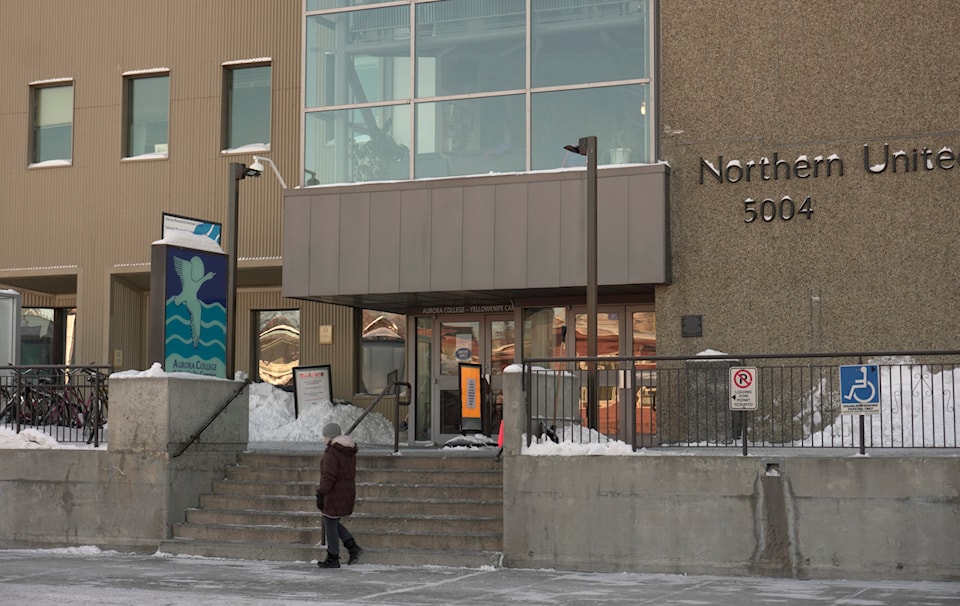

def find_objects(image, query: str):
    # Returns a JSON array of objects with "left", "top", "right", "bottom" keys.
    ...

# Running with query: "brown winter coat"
[{"left": 316, "top": 436, "right": 358, "bottom": 517}]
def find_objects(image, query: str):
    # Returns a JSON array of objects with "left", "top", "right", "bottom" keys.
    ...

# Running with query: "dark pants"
[{"left": 322, "top": 515, "right": 354, "bottom": 557}]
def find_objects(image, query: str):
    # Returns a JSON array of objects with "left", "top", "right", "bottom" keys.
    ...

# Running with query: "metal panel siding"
[
  {"left": 628, "top": 172, "right": 670, "bottom": 284},
  {"left": 494, "top": 184, "right": 528, "bottom": 289},
  {"left": 282, "top": 197, "right": 312, "bottom": 298},
  {"left": 559, "top": 178, "right": 587, "bottom": 287},
  {"left": 368, "top": 191, "right": 402, "bottom": 293},
  {"left": 339, "top": 193, "right": 372, "bottom": 295},
  {"left": 429, "top": 188, "right": 464, "bottom": 291},
  {"left": 309, "top": 195, "right": 342, "bottom": 295},
  {"left": 399, "top": 189, "right": 431, "bottom": 292},
  {"left": 0, "top": 0, "right": 301, "bottom": 367},
  {"left": 526, "top": 181, "right": 562, "bottom": 288},
  {"left": 600, "top": 175, "right": 630, "bottom": 286},
  {"left": 461, "top": 186, "right": 496, "bottom": 290}
]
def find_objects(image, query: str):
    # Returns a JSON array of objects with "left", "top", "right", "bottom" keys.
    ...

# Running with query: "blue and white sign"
[{"left": 839, "top": 364, "right": 881, "bottom": 415}]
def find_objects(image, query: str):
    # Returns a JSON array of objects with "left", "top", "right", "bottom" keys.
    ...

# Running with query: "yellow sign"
[{"left": 459, "top": 363, "right": 482, "bottom": 420}]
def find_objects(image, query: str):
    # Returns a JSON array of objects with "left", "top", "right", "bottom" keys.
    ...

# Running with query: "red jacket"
[{"left": 316, "top": 436, "right": 358, "bottom": 517}]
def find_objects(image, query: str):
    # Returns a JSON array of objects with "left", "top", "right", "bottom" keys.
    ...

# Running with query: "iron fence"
[
  {"left": 522, "top": 352, "right": 960, "bottom": 451},
  {"left": 0, "top": 365, "right": 111, "bottom": 446}
]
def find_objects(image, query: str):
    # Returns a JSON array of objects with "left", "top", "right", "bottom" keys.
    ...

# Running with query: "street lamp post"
[
  {"left": 226, "top": 157, "right": 285, "bottom": 379},
  {"left": 563, "top": 136, "right": 599, "bottom": 430},
  {"left": 226, "top": 162, "right": 248, "bottom": 379}
]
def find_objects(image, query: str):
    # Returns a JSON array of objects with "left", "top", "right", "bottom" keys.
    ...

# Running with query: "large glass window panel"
[
  {"left": 306, "top": 7, "right": 410, "bottom": 108},
  {"left": 531, "top": 84, "right": 650, "bottom": 170},
  {"left": 224, "top": 64, "right": 271, "bottom": 149},
  {"left": 532, "top": 0, "right": 648, "bottom": 88},
  {"left": 361, "top": 310, "right": 405, "bottom": 394},
  {"left": 32, "top": 84, "right": 73, "bottom": 163},
  {"left": 307, "top": 0, "right": 387, "bottom": 10},
  {"left": 415, "top": 0, "right": 525, "bottom": 97},
  {"left": 305, "top": 104, "right": 411, "bottom": 184},
  {"left": 415, "top": 95, "right": 524, "bottom": 178},
  {"left": 125, "top": 75, "right": 169, "bottom": 157},
  {"left": 256, "top": 310, "right": 300, "bottom": 387}
]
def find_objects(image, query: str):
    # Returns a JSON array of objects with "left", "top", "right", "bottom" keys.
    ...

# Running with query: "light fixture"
[{"left": 640, "top": 101, "right": 647, "bottom": 116}]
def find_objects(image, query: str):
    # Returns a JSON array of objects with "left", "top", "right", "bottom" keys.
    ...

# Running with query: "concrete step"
[
  {"left": 156, "top": 539, "right": 503, "bottom": 568},
  {"left": 185, "top": 509, "right": 503, "bottom": 534},
  {"left": 171, "top": 522, "right": 501, "bottom": 551},
  {"left": 163, "top": 452, "right": 504, "bottom": 567},
  {"left": 225, "top": 465, "right": 502, "bottom": 486}
]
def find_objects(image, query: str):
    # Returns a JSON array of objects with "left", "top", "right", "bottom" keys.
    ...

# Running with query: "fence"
[
  {"left": 0, "top": 365, "right": 111, "bottom": 446},
  {"left": 522, "top": 351, "right": 960, "bottom": 451}
]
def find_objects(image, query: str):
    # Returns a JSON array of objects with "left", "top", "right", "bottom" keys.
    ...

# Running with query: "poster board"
[
  {"left": 459, "top": 362, "right": 483, "bottom": 432},
  {"left": 293, "top": 365, "right": 332, "bottom": 419}
]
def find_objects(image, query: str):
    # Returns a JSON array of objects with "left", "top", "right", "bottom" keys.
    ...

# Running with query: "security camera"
[{"left": 245, "top": 158, "right": 264, "bottom": 178}]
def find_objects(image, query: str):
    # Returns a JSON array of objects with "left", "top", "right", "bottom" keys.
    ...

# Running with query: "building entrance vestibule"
[{"left": 409, "top": 305, "right": 655, "bottom": 446}]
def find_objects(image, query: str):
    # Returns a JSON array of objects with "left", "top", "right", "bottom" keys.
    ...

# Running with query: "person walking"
[{"left": 316, "top": 422, "right": 363, "bottom": 568}]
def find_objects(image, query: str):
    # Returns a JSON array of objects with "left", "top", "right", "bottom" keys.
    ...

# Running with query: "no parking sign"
[{"left": 729, "top": 366, "right": 758, "bottom": 411}]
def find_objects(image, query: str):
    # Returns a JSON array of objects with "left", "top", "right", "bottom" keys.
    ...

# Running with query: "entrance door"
[{"left": 434, "top": 315, "right": 514, "bottom": 444}]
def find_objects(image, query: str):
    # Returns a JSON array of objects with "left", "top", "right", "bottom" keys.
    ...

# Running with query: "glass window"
[
  {"left": 256, "top": 310, "right": 300, "bottom": 387},
  {"left": 532, "top": 84, "right": 650, "bottom": 170},
  {"left": 307, "top": 0, "right": 386, "bottom": 10},
  {"left": 415, "top": 0, "right": 525, "bottom": 97},
  {"left": 305, "top": 104, "right": 411, "bottom": 184},
  {"left": 361, "top": 310, "right": 405, "bottom": 394},
  {"left": 124, "top": 74, "right": 169, "bottom": 157},
  {"left": 415, "top": 95, "right": 525, "bottom": 178},
  {"left": 414, "top": 316, "right": 432, "bottom": 441},
  {"left": 224, "top": 64, "right": 271, "bottom": 150},
  {"left": 306, "top": 7, "right": 410, "bottom": 108},
  {"left": 522, "top": 307, "right": 567, "bottom": 365},
  {"left": 31, "top": 84, "right": 73, "bottom": 164},
  {"left": 532, "top": 0, "right": 648, "bottom": 88}
]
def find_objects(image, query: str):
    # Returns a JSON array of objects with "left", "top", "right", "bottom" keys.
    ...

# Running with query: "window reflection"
[
  {"left": 305, "top": 105, "right": 411, "bottom": 184},
  {"left": 415, "top": 96, "right": 525, "bottom": 178},
  {"left": 415, "top": 0, "right": 525, "bottom": 97},
  {"left": 361, "top": 310, "right": 405, "bottom": 394},
  {"left": 256, "top": 310, "right": 300, "bottom": 387}
]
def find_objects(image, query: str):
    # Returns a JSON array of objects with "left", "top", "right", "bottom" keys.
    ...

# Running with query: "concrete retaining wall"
[
  {"left": 500, "top": 371, "right": 960, "bottom": 582},
  {"left": 0, "top": 375, "right": 248, "bottom": 551}
]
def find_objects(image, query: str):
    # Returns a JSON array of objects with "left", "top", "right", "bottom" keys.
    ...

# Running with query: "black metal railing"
[
  {"left": 0, "top": 365, "right": 112, "bottom": 446},
  {"left": 522, "top": 351, "right": 960, "bottom": 452}
]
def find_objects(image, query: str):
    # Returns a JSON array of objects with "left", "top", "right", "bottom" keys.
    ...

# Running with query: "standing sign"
[
  {"left": 729, "top": 366, "right": 758, "bottom": 411},
  {"left": 459, "top": 363, "right": 483, "bottom": 432},
  {"left": 293, "top": 365, "right": 332, "bottom": 419},
  {"left": 839, "top": 364, "right": 881, "bottom": 414}
]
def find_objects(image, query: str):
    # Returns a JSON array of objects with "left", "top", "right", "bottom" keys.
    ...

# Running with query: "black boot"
[
  {"left": 317, "top": 552, "right": 340, "bottom": 568},
  {"left": 344, "top": 538, "right": 363, "bottom": 565}
]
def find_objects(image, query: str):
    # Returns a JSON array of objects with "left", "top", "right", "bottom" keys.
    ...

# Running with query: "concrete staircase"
[{"left": 158, "top": 450, "right": 504, "bottom": 567}]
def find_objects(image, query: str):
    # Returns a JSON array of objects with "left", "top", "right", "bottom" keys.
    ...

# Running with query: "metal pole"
[
  {"left": 585, "top": 136, "right": 599, "bottom": 430},
  {"left": 226, "top": 163, "right": 243, "bottom": 379}
]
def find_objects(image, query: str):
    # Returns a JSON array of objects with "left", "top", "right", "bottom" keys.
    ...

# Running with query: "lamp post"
[
  {"left": 226, "top": 157, "right": 285, "bottom": 379},
  {"left": 563, "top": 136, "right": 599, "bottom": 430},
  {"left": 226, "top": 162, "right": 249, "bottom": 379}
]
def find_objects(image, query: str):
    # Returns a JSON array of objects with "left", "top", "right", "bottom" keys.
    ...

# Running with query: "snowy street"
[{"left": 0, "top": 548, "right": 957, "bottom": 606}]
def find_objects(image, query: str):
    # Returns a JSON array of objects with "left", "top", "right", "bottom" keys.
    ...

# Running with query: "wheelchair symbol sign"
[{"left": 839, "top": 364, "right": 881, "bottom": 414}]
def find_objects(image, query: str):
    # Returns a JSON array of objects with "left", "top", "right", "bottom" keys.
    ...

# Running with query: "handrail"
[
  {"left": 172, "top": 378, "right": 250, "bottom": 458},
  {"left": 345, "top": 379, "right": 411, "bottom": 453}
]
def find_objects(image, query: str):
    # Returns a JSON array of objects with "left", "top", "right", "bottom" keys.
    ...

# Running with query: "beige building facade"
[{"left": 3, "top": 1, "right": 960, "bottom": 444}]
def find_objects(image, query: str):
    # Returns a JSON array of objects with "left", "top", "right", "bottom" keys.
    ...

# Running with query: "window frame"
[
  {"left": 222, "top": 61, "right": 273, "bottom": 152},
  {"left": 29, "top": 80, "right": 74, "bottom": 166},
  {"left": 122, "top": 70, "right": 170, "bottom": 159}
]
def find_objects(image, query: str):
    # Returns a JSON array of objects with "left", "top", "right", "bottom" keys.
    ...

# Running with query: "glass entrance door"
[{"left": 433, "top": 315, "right": 514, "bottom": 444}]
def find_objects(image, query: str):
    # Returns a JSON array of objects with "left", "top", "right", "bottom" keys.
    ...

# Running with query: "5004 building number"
[{"left": 743, "top": 196, "right": 813, "bottom": 223}]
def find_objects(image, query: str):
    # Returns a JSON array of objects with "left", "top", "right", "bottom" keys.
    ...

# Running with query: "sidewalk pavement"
[{"left": 0, "top": 548, "right": 957, "bottom": 605}]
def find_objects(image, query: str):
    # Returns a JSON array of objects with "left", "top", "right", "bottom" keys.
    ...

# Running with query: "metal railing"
[
  {"left": 0, "top": 365, "right": 112, "bottom": 446},
  {"left": 522, "top": 351, "right": 960, "bottom": 452}
]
